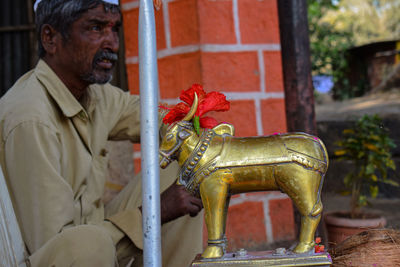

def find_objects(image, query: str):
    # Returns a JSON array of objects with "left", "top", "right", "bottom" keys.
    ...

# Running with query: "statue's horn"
[{"left": 182, "top": 93, "right": 198, "bottom": 121}]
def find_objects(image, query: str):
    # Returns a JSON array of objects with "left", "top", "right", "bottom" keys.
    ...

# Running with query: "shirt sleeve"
[
  {"left": 4, "top": 121, "right": 75, "bottom": 254},
  {"left": 105, "top": 209, "right": 144, "bottom": 249},
  {"left": 107, "top": 90, "right": 142, "bottom": 142},
  {"left": 106, "top": 88, "right": 167, "bottom": 142}
]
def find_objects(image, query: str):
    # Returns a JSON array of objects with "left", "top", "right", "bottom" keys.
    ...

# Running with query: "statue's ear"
[
  {"left": 213, "top": 123, "right": 235, "bottom": 136},
  {"left": 178, "top": 129, "right": 192, "bottom": 139},
  {"left": 159, "top": 123, "right": 168, "bottom": 139}
]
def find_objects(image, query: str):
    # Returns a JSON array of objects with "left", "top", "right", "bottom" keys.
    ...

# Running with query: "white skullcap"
[{"left": 34, "top": 0, "right": 119, "bottom": 12}]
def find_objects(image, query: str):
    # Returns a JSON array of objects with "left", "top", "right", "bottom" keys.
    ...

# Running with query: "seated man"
[{"left": 0, "top": 0, "right": 203, "bottom": 266}]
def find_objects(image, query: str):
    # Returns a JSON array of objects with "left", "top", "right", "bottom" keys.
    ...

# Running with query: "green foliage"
[
  {"left": 307, "top": 0, "right": 354, "bottom": 100},
  {"left": 307, "top": 0, "right": 400, "bottom": 100},
  {"left": 335, "top": 115, "right": 397, "bottom": 217},
  {"left": 308, "top": 0, "right": 348, "bottom": 75}
]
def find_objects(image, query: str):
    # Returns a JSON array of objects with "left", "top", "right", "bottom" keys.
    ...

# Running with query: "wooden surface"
[
  {"left": 0, "top": 166, "right": 27, "bottom": 266},
  {"left": 277, "top": 0, "right": 317, "bottom": 135}
]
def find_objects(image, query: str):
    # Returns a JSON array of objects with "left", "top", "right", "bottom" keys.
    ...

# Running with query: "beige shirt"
[{"left": 0, "top": 60, "right": 147, "bottom": 254}]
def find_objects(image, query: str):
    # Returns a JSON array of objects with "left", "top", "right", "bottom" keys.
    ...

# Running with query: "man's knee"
[
  {"left": 30, "top": 225, "right": 116, "bottom": 267},
  {"left": 63, "top": 225, "right": 116, "bottom": 265}
]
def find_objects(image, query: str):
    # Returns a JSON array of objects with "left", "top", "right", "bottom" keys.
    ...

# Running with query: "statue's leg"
[
  {"left": 222, "top": 194, "right": 231, "bottom": 242},
  {"left": 276, "top": 165, "right": 323, "bottom": 254},
  {"left": 200, "top": 173, "right": 229, "bottom": 259}
]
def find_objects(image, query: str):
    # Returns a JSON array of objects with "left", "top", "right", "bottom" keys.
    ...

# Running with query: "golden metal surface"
[{"left": 160, "top": 101, "right": 329, "bottom": 260}]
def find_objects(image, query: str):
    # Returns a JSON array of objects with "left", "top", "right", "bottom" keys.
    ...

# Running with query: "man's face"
[{"left": 58, "top": 4, "right": 121, "bottom": 85}]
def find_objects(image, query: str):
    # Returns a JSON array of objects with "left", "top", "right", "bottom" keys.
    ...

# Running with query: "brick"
[
  {"left": 225, "top": 201, "right": 267, "bottom": 250},
  {"left": 198, "top": 0, "right": 236, "bottom": 44},
  {"left": 159, "top": 52, "right": 202, "bottom": 99},
  {"left": 209, "top": 100, "right": 257, "bottom": 137},
  {"left": 261, "top": 98, "right": 287, "bottom": 135},
  {"left": 120, "top": 0, "right": 133, "bottom": 4},
  {"left": 155, "top": 9, "right": 167, "bottom": 50},
  {"left": 127, "top": 52, "right": 201, "bottom": 98},
  {"left": 238, "top": 0, "right": 280, "bottom": 44},
  {"left": 269, "top": 197, "right": 295, "bottom": 241},
  {"left": 264, "top": 51, "right": 284, "bottom": 92},
  {"left": 202, "top": 52, "right": 260, "bottom": 92},
  {"left": 122, "top": 8, "right": 166, "bottom": 58},
  {"left": 158, "top": 55, "right": 179, "bottom": 99},
  {"left": 133, "top": 158, "right": 141, "bottom": 174},
  {"left": 244, "top": 191, "right": 273, "bottom": 197},
  {"left": 169, "top": 0, "right": 200, "bottom": 47},
  {"left": 133, "top": 144, "right": 141, "bottom": 175},
  {"left": 133, "top": 143, "right": 141, "bottom": 152},
  {"left": 126, "top": 64, "right": 139, "bottom": 94},
  {"left": 122, "top": 9, "right": 139, "bottom": 58}
]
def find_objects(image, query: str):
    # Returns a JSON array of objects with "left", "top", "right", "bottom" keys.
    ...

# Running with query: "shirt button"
[
  {"left": 78, "top": 111, "right": 87, "bottom": 121},
  {"left": 100, "top": 148, "right": 108, "bottom": 157}
]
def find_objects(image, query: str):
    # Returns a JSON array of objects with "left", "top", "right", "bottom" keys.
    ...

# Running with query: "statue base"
[{"left": 190, "top": 249, "right": 332, "bottom": 267}]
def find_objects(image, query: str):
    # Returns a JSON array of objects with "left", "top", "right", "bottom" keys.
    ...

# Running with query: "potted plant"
[{"left": 324, "top": 114, "right": 398, "bottom": 245}]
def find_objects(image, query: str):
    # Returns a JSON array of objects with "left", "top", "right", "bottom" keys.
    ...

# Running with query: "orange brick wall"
[{"left": 121, "top": 0, "right": 294, "bottom": 251}]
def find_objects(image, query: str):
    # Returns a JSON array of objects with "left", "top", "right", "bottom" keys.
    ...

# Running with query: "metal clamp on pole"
[{"left": 138, "top": 0, "right": 161, "bottom": 266}]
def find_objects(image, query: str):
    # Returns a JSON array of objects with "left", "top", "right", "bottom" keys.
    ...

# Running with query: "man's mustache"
[{"left": 93, "top": 50, "right": 118, "bottom": 63}]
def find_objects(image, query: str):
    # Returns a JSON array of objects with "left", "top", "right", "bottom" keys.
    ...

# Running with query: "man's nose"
[{"left": 103, "top": 29, "right": 119, "bottom": 53}]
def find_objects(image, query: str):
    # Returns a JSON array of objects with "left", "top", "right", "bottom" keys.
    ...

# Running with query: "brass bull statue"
[{"left": 159, "top": 95, "right": 328, "bottom": 259}]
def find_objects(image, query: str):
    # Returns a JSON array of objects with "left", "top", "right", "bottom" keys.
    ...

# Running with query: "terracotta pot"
[{"left": 324, "top": 211, "right": 386, "bottom": 246}]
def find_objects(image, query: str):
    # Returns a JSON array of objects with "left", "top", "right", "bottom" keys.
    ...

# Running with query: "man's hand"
[{"left": 160, "top": 183, "right": 203, "bottom": 224}]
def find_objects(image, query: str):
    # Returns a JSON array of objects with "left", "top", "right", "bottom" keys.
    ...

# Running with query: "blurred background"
[{"left": 1, "top": 0, "right": 400, "bottom": 263}]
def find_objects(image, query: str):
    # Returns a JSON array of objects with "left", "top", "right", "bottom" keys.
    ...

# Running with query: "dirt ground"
[{"left": 315, "top": 90, "right": 400, "bottom": 121}]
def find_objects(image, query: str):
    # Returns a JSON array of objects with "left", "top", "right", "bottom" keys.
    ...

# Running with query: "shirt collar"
[{"left": 34, "top": 59, "right": 93, "bottom": 118}]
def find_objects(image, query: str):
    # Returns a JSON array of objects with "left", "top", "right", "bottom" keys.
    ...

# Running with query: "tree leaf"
[
  {"left": 381, "top": 179, "right": 400, "bottom": 187},
  {"left": 366, "top": 164, "right": 375, "bottom": 175},
  {"left": 343, "top": 173, "right": 353, "bottom": 187},
  {"left": 358, "top": 195, "right": 368, "bottom": 207},
  {"left": 369, "top": 185, "right": 379, "bottom": 198},
  {"left": 343, "top": 129, "right": 354, "bottom": 134},
  {"left": 340, "top": 190, "right": 351, "bottom": 196},
  {"left": 334, "top": 149, "right": 347, "bottom": 156}
]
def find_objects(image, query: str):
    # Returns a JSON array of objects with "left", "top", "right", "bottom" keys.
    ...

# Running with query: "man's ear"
[{"left": 41, "top": 24, "right": 60, "bottom": 55}]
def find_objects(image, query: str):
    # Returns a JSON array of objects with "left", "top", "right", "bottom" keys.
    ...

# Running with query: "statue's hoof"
[
  {"left": 293, "top": 242, "right": 315, "bottom": 254},
  {"left": 201, "top": 246, "right": 224, "bottom": 259}
]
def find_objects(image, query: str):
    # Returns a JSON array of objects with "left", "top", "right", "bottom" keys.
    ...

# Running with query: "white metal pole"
[{"left": 138, "top": 0, "right": 162, "bottom": 266}]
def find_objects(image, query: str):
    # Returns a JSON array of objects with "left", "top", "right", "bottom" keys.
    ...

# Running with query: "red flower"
[
  {"left": 162, "top": 84, "right": 230, "bottom": 129},
  {"left": 314, "top": 245, "right": 325, "bottom": 253},
  {"left": 314, "top": 238, "right": 324, "bottom": 253}
]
